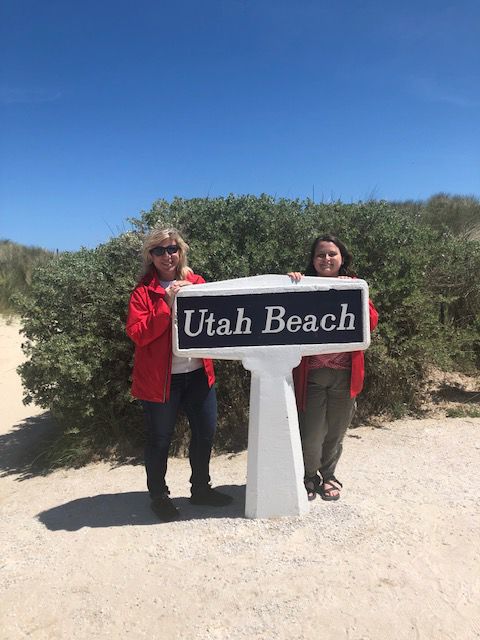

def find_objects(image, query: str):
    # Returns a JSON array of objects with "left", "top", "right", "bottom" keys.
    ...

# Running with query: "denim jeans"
[{"left": 141, "top": 368, "right": 217, "bottom": 498}]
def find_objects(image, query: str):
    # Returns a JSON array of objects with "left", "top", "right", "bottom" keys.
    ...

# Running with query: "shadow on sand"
[
  {"left": 431, "top": 384, "right": 480, "bottom": 404},
  {"left": 0, "top": 412, "right": 59, "bottom": 480},
  {"left": 37, "top": 484, "right": 246, "bottom": 529},
  {"left": 1, "top": 412, "right": 143, "bottom": 480}
]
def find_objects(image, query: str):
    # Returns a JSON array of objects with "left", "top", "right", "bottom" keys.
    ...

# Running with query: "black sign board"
[{"left": 176, "top": 288, "right": 364, "bottom": 350}]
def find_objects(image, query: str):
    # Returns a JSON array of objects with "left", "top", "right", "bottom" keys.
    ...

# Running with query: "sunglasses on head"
[{"left": 150, "top": 245, "right": 179, "bottom": 257}]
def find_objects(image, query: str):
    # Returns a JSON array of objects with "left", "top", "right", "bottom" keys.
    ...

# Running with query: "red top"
[
  {"left": 308, "top": 352, "right": 351, "bottom": 370},
  {"left": 293, "top": 298, "right": 379, "bottom": 408},
  {"left": 126, "top": 268, "right": 215, "bottom": 402}
]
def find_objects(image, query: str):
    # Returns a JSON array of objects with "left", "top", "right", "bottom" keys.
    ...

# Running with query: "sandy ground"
[{"left": 1, "top": 318, "right": 479, "bottom": 640}]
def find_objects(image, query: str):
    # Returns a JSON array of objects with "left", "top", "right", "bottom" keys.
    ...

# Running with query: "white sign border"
[{"left": 173, "top": 274, "right": 371, "bottom": 359}]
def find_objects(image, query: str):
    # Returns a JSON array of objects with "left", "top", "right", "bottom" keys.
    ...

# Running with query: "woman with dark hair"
[
  {"left": 304, "top": 234, "right": 355, "bottom": 277},
  {"left": 126, "top": 226, "right": 232, "bottom": 522},
  {"left": 289, "top": 234, "right": 378, "bottom": 501}
]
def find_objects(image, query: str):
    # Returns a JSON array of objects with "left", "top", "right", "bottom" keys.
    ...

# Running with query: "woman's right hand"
[{"left": 287, "top": 272, "right": 303, "bottom": 282}]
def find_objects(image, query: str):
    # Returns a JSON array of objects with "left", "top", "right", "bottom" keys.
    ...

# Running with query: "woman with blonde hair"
[{"left": 126, "top": 227, "right": 232, "bottom": 521}]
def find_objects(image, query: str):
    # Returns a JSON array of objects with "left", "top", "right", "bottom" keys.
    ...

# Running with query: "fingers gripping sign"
[{"left": 165, "top": 280, "right": 191, "bottom": 308}]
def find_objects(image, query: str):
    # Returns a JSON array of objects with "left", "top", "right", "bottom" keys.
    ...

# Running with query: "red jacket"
[
  {"left": 293, "top": 299, "right": 379, "bottom": 409},
  {"left": 126, "top": 268, "right": 215, "bottom": 402}
]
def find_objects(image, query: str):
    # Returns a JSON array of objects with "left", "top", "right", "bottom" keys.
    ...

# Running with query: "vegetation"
[
  {"left": 6, "top": 193, "right": 480, "bottom": 468},
  {"left": 446, "top": 407, "right": 480, "bottom": 419},
  {"left": 393, "top": 193, "right": 480, "bottom": 239},
  {"left": 0, "top": 240, "right": 54, "bottom": 315}
]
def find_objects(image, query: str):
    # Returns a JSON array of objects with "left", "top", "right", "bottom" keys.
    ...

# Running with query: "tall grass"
[{"left": 0, "top": 240, "right": 54, "bottom": 315}]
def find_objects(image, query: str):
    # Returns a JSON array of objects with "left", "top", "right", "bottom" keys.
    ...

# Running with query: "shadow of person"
[{"left": 37, "top": 484, "right": 246, "bottom": 530}]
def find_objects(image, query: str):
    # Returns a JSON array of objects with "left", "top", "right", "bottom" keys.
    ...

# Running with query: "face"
[
  {"left": 150, "top": 237, "right": 180, "bottom": 281},
  {"left": 312, "top": 240, "right": 343, "bottom": 277}
]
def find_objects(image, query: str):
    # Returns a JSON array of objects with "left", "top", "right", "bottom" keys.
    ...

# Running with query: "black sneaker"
[
  {"left": 190, "top": 486, "right": 233, "bottom": 507},
  {"left": 150, "top": 494, "right": 180, "bottom": 522}
]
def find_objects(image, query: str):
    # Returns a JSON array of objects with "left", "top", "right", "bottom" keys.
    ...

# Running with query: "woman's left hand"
[{"left": 164, "top": 281, "right": 191, "bottom": 307}]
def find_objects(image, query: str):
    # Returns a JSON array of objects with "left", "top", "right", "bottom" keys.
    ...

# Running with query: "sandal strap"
[{"left": 322, "top": 476, "right": 343, "bottom": 489}]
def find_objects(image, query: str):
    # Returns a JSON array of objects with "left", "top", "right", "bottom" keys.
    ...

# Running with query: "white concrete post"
[{"left": 242, "top": 348, "right": 308, "bottom": 518}]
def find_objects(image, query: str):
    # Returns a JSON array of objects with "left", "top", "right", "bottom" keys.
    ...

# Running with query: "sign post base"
[{"left": 242, "top": 348, "right": 308, "bottom": 519}]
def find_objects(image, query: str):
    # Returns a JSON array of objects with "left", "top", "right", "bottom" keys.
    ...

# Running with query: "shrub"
[
  {"left": 15, "top": 234, "right": 144, "bottom": 465},
  {"left": 15, "top": 196, "right": 480, "bottom": 467}
]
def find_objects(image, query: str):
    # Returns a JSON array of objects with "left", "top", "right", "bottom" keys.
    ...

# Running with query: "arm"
[
  {"left": 369, "top": 299, "right": 379, "bottom": 331},
  {"left": 126, "top": 273, "right": 207, "bottom": 347},
  {"left": 126, "top": 286, "right": 172, "bottom": 348}
]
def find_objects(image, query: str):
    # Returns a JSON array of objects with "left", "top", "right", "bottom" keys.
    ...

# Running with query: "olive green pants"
[{"left": 299, "top": 368, "right": 356, "bottom": 481}]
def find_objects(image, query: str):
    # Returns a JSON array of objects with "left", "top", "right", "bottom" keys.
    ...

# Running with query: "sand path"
[{"left": 1, "top": 319, "right": 479, "bottom": 639}]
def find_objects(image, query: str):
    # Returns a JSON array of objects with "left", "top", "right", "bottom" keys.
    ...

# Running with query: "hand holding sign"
[{"left": 164, "top": 280, "right": 192, "bottom": 308}]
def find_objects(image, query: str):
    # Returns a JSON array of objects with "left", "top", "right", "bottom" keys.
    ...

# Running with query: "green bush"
[
  {"left": 15, "top": 196, "right": 480, "bottom": 467},
  {"left": 15, "top": 234, "right": 144, "bottom": 465}
]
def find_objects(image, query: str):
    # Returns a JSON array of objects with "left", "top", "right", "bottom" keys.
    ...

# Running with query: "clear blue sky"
[{"left": 1, "top": 0, "right": 479, "bottom": 251}]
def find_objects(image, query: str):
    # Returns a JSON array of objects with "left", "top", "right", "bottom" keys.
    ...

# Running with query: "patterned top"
[{"left": 308, "top": 352, "right": 351, "bottom": 371}]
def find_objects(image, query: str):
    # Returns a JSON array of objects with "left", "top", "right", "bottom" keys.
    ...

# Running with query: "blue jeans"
[{"left": 141, "top": 368, "right": 217, "bottom": 498}]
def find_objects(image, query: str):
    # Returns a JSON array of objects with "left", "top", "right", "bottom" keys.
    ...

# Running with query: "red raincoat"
[{"left": 126, "top": 268, "right": 215, "bottom": 402}]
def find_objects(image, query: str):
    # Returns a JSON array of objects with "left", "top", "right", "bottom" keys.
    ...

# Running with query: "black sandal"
[
  {"left": 319, "top": 476, "right": 343, "bottom": 501},
  {"left": 304, "top": 475, "right": 321, "bottom": 501}
]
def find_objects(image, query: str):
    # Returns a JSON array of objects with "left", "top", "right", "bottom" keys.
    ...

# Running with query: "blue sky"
[{"left": 1, "top": 0, "right": 479, "bottom": 251}]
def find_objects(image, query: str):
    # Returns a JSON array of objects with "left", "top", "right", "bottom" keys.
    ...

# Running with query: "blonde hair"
[{"left": 139, "top": 227, "right": 192, "bottom": 281}]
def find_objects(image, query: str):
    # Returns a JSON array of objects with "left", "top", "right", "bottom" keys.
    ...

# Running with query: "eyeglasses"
[{"left": 150, "top": 245, "right": 179, "bottom": 257}]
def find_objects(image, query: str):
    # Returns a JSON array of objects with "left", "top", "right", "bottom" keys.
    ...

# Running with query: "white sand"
[{"left": 1, "top": 318, "right": 479, "bottom": 640}]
